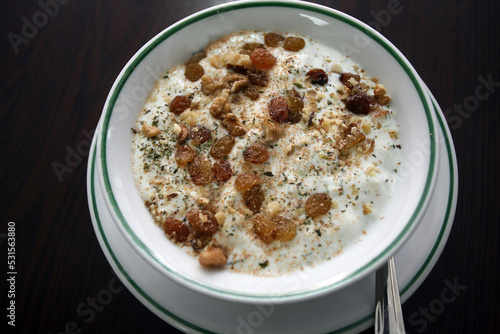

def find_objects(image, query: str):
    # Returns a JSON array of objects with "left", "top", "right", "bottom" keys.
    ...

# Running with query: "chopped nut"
[
  {"left": 331, "top": 63, "right": 342, "bottom": 74},
  {"left": 374, "top": 84, "right": 387, "bottom": 97},
  {"left": 267, "top": 202, "right": 281, "bottom": 219},
  {"left": 374, "top": 84, "right": 391, "bottom": 105},
  {"left": 209, "top": 96, "right": 229, "bottom": 119},
  {"left": 221, "top": 113, "right": 247, "bottom": 136},
  {"left": 361, "top": 121, "right": 372, "bottom": 134},
  {"left": 198, "top": 246, "right": 228, "bottom": 267},
  {"left": 363, "top": 203, "right": 373, "bottom": 215},
  {"left": 224, "top": 73, "right": 248, "bottom": 93},
  {"left": 364, "top": 163, "right": 381, "bottom": 177},
  {"left": 208, "top": 54, "right": 225, "bottom": 69},
  {"left": 389, "top": 129, "right": 399, "bottom": 139},
  {"left": 142, "top": 125, "right": 161, "bottom": 138},
  {"left": 215, "top": 212, "right": 227, "bottom": 226},
  {"left": 262, "top": 118, "right": 284, "bottom": 142},
  {"left": 225, "top": 53, "right": 252, "bottom": 68},
  {"left": 369, "top": 106, "right": 389, "bottom": 118},
  {"left": 173, "top": 123, "right": 181, "bottom": 135},
  {"left": 201, "top": 75, "right": 223, "bottom": 95}
]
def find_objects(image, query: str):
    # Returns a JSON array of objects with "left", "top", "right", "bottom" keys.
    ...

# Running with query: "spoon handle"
[{"left": 375, "top": 256, "right": 406, "bottom": 334}]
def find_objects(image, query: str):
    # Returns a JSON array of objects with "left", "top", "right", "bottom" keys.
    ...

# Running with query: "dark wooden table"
[{"left": 1, "top": 0, "right": 499, "bottom": 333}]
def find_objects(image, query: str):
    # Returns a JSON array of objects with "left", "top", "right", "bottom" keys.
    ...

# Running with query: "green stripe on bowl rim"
[{"left": 99, "top": 0, "right": 438, "bottom": 302}]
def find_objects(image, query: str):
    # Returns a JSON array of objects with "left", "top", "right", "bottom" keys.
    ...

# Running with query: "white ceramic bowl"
[{"left": 97, "top": 0, "right": 439, "bottom": 304}]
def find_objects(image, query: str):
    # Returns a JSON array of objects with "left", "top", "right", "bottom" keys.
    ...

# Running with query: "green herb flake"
[{"left": 259, "top": 260, "right": 269, "bottom": 269}]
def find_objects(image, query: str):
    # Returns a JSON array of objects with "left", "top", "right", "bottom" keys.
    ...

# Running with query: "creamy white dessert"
[{"left": 131, "top": 30, "right": 401, "bottom": 276}]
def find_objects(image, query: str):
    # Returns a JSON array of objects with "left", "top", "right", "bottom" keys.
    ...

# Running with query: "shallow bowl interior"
[{"left": 98, "top": 0, "right": 438, "bottom": 303}]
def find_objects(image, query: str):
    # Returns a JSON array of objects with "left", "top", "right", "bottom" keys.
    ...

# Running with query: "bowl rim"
[{"left": 98, "top": 0, "right": 438, "bottom": 303}]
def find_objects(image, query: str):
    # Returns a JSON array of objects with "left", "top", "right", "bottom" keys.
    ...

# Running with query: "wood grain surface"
[{"left": 1, "top": 0, "right": 499, "bottom": 333}]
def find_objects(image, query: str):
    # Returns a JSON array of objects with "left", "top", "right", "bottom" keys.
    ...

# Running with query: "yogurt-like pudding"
[{"left": 131, "top": 30, "right": 401, "bottom": 276}]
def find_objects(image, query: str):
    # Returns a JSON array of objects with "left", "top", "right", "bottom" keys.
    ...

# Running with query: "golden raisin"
[
  {"left": 174, "top": 145, "right": 196, "bottom": 165},
  {"left": 210, "top": 135, "right": 236, "bottom": 159},
  {"left": 285, "top": 89, "right": 303, "bottom": 123},
  {"left": 186, "top": 209, "right": 218, "bottom": 235},
  {"left": 163, "top": 218, "right": 190, "bottom": 243},
  {"left": 212, "top": 160, "right": 233, "bottom": 182},
  {"left": 251, "top": 214, "right": 276, "bottom": 244},
  {"left": 190, "top": 125, "right": 212, "bottom": 145},
  {"left": 250, "top": 48, "right": 277, "bottom": 70},
  {"left": 264, "top": 32, "right": 285, "bottom": 47},
  {"left": 234, "top": 172, "right": 261, "bottom": 192},
  {"left": 243, "top": 184, "right": 264, "bottom": 213},
  {"left": 187, "top": 155, "right": 213, "bottom": 185},
  {"left": 185, "top": 63, "right": 205, "bottom": 82},
  {"left": 306, "top": 68, "right": 328, "bottom": 85},
  {"left": 243, "top": 143, "right": 270, "bottom": 164},
  {"left": 169, "top": 95, "right": 191, "bottom": 115},
  {"left": 273, "top": 216, "right": 297, "bottom": 242},
  {"left": 269, "top": 96, "right": 289, "bottom": 123},
  {"left": 283, "top": 36, "right": 305, "bottom": 51},
  {"left": 305, "top": 193, "right": 332, "bottom": 218}
]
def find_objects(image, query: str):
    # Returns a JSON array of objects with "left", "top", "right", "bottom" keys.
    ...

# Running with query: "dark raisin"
[
  {"left": 264, "top": 32, "right": 285, "bottom": 47},
  {"left": 269, "top": 96, "right": 288, "bottom": 123},
  {"left": 174, "top": 145, "right": 196, "bottom": 165},
  {"left": 186, "top": 209, "right": 218, "bottom": 235},
  {"left": 169, "top": 95, "right": 191, "bottom": 115},
  {"left": 177, "top": 124, "right": 189, "bottom": 144},
  {"left": 190, "top": 125, "right": 211, "bottom": 145},
  {"left": 210, "top": 135, "right": 235, "bottom": 159},
  {"left": 190, "top": 232, "right": 212, "bottom": 252},
  {"left": 252, "top": 214, "right": 276, "bottom": 244},
  {"left": 244, "top": 85, "right": 260, "bottom": 100},
  {"left": 187, "top": 155, "right": 213, "bottom": 185},
  {"left": 339, "top": 73, "right": 361, "bottom": 89},
  {"left": 212, "top": 160, "right": 233, "bottom": 182},
  {"left": 273, "top": 216, "right": 297, "bottom": 242},
  {"left": 243, "top": 184, "right": 264, "bottom": 213},
  {"left": 305, "top": 193, "right": 332, "bottom": 218},
  {"left": 185, "top": 63, "right": 205, "bottom": 82},
  {"left": 306, "top": 68, "right": 328, "bottom": 85},
  {"left": 247, "top": 70, "right": 269, "bottom": 86},
  {"left": 243, "top": 143, "right": 270, "bottom": 164},
  {"left": 163, "top": 218, "right": 190, "bottom": 243},
  {"left": 283, "top": 36, "right": 305, "bottom": 51},
  {"left": 234, "top": 172, "right": 261, "bottom": 192},
  {"left": 345, "top": 92, "right": 370, "bottom": 115}
]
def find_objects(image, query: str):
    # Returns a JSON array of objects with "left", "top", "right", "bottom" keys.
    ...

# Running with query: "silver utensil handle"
[{"left": 375, "top": 256, "right": 406, "bottom": 334}]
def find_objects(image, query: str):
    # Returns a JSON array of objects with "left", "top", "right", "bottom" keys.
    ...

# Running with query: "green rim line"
[{"left": 99, "top": 0, "right": 438, "bottom": 300}]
